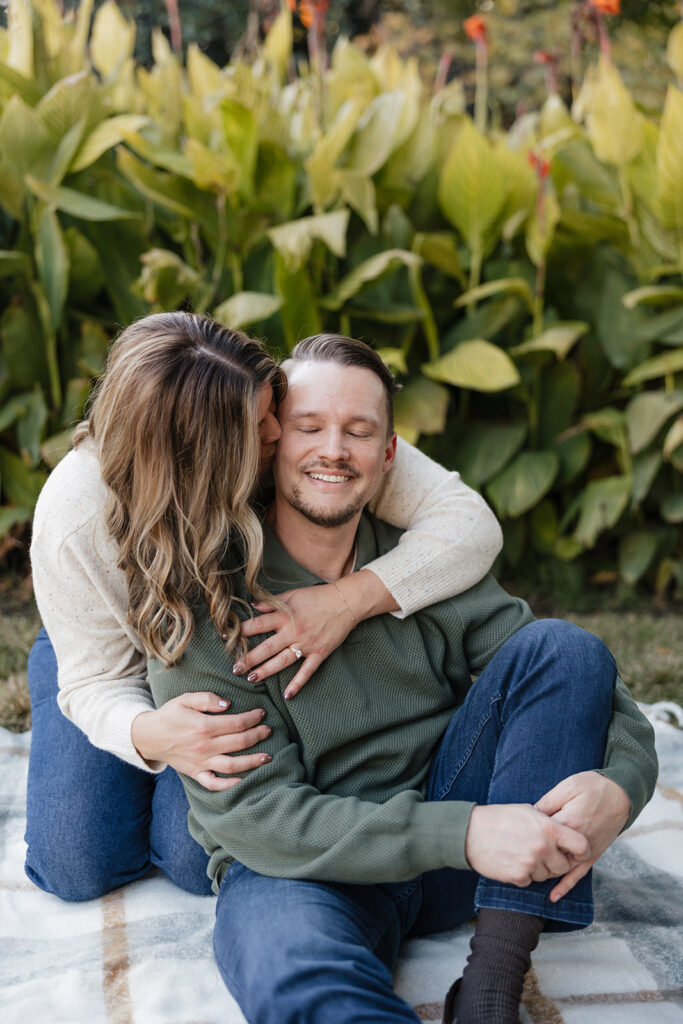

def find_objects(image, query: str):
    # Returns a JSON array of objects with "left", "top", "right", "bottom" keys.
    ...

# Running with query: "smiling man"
[{"left": 148, "top": 334, "right": 657, "bottom": 1024}]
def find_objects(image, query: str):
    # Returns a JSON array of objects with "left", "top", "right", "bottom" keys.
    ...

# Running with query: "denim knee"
[
  {"left": 25, "top": 845, "right": 147, "bottom": 902},
  {"left": 506, "top": 618, "right": 616, "bottom": 700},
  {"left": 27, "top": 628, "right": 58, "bottom": 706}
]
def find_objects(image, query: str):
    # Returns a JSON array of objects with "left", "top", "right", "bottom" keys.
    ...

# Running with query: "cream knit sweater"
[{"left": 31, "top": 437, "right": 502, "bottom": 771}]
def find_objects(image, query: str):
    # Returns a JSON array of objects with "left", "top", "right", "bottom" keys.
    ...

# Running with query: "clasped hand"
[{"left": 464, "top": 771, "right": 631, "bottom": 902}]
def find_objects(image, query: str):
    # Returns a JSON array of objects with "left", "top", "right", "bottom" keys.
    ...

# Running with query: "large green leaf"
[
  {"left": 136, "top": 249, "right": 200, "bottom": 309},
  {"left": 579, "top": 408, "right": 626, "bottom": 449},
  {"left": 622, "top": 285, "right": 683, "bottom": 309},
  {"left": 335, "top": 169, "right": 378, "bottom": 235},
  {"left": 347, "top": 91, "right": 406, "bottom": 177},
  {"left": 486, "top": 450, "right": 559, "bottom": 519},
  {"left": 262, "top": 4, "right": 293, "bottom": 82},
  {"left": 623, "top": 349, "right": 683, "bottom": 386},
  {"left": 667, "top": 21, "right": 683, "bottom": 82},
  {"left": 553, "top": 433, "right": 592, "bottom": 487},
  {"left": 274, "top": 253, "right": 321, "bottom": 351},
  {"left": 72, "top": 115, "right": 151, "bottom": 172},
  {"left": 626, "top": 390, "right": 683, "bottom": 453},
  {"left": 0, "top": 447, "right": 46, "bottom": 507},
  {"left": 41, "top": 428, "right": 74, "bottom": 469},
  {"left": 656, "top": 85, "right": 683, "bottom": 232},
  {"left": 538, "top": 362, "right": 581, "bottom": 446},
  {"left": 38, "top": 72, "right": 102, "bottom": 146},
  {"left": 35, "top": 207, "right": 69, "bottom": 333},
  {"left": 632, "top": 306, "right": 683, "bottom": 344},
  {"left": 423, "top": 339, "right": 520, "bottom": 393},
  {"left": 451, "top": 422, "right": 527, "bottom": 488},
  {"left": 0, "top": 61, "right": 41, "bottom": 105},
  {"left": 1, "top": 304, "right": 46, "bottom": 391},
  {"left": 437, "top": 118, "right": 507, "bottom": 254},
  {"left": 305, "top": 98, "right": 365, "bottom": 208},
  {"left": 0, "top": 251, "right": 31, "bottom": 280},
  {"left": 16, "top": 387, "right": 47, "bottom": 467},
  {"left": 663, "top": 416, "right": 683, "bottom": 462},
  {"left": 510, "top": 322, "right": 589, "bottom": 361},
  {"left": 0, "top": 95, "right": 53, "bottom": 183},
  {"left": 583, "top": 56, "right": 643, "bottom": 167},
  {"left": 321, "top": 249, "right": 421, "bottom": 310},
  {"left": 25, "top": 175, "right": 140, "bottom": 221},
  {"left": 213, "top": 292, "right": 283, "bottom": 330},
  {"left": 454, "top": 277, "right": 533, "bottom": 312},
  {"left": 412, "top": 232, "right": 464, "bottom": 283},
  {"left": 222, "top": 99, "right": 258, "bottom": 198},
  {"left": 90, "top": 0, "right": 136, "bottom": 78},
  {"left": 268, "top": 210, "right": 350, "bottom": 274},
  {"left": 661, "top": 493, "right": 683, "bottom": 523},
  {"left": 574, "top": 476, "right": 631, "bottom": 548},
  {"left": 618, "top": 532, "right": 659, "bottom": 585},
  {"left": 632, "top": 449, "right": 662, "bottom": 504},
  {"left": 393, "top": 376, "right": 449, "bottom": 444}
]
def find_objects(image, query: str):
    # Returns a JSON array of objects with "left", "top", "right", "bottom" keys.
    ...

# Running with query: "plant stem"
[
  {"left": 534, "top": 259, "right": 546, "bottom": 337},
  {"left": 474, "top": 40, "right": 488, "bottom": 134},
  {"left": 617, "top": 166, "right": 640, "bottom": 255},
  {"left": 468, "top": 237, "right": 483, "bottom": 314}
]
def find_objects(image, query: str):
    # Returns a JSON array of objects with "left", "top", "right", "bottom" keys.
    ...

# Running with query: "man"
[{"left": 148, "top": 334, "right": 657, "bottom": 1024}]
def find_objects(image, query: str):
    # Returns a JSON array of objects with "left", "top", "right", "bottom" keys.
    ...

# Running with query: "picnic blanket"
[{"left": 2, "top": 704, "right": 683, "bottom": 1024}]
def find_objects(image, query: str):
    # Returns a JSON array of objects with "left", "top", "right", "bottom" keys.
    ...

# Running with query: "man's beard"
[{"left": 286, "top": 483, "right": 365, "bottom": 528}]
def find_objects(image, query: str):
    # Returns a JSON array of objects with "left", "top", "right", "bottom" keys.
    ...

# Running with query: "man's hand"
[
  {"left": 131, "top": 694, "right": 272, "bottom": 790},
  {"left": 535, "top": 771, "right": 631, "bottom": 903},
  {"left": 464, "top": 803, "right": 590, "bottom": 886}
]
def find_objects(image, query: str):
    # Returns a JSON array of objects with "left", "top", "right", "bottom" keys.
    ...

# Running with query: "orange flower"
[
  {"left": 528, "top": 151, "right": 551, "bottom": 180},
  {"left": 297, "top": 0, "right": 329, "bottom": 29},
  {"left": 285, "top": 0, "right": 296, "bottom": 10},
  {"left": 590, "top": 0, "right": 620, "bottom": 14},
  {"left": 533, "top": 50, "right": 556, "bottom": 66},
  {"left": 463, "top": 15, "right": 488, "bottom": 44}
]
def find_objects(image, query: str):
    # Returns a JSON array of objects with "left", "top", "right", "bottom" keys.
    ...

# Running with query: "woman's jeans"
[
  {"left": 24, "top": 628, "right": 212, "bottom": 900},
  {"left": 212, "top": 619, "right": 616, "bottom": 1024}
]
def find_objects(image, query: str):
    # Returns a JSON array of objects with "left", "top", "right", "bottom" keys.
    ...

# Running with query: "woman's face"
[{"left": 257, "top": 385, "right": 281, "bottom": 471}]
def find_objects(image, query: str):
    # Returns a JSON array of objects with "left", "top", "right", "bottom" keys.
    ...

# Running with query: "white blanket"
[{"left": 2, "top": 707, "right": 683, "bottom": 1023}]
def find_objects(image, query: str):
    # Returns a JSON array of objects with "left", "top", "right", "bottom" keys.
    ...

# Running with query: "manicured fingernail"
[
  {"left": 264, "top": 726, "right": 272, "bottom": 736},
  {"left": 284, "top": 687, "right": 294, "bottom": 700},
  {"left": 247, "top": 672, "right": 258, "bottom": 683},
  {"left": 218, "top": 700, "right": 228, "bottom": 708},
  {"left": 233, "top": 663, "right": 244, "bottom": 675},
  {"left": 258, "top": 709, "right": 267, "bottom": 720},
  {"left": 259, "top": 754, "right": 272, "bottom": 764}
]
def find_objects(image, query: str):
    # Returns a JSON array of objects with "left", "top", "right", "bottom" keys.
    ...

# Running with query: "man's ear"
[{"left": 382, "top": 433, "right": 398, "bottom": 473}]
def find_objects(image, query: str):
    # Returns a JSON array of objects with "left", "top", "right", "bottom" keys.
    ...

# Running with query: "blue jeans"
[
  {"left": 24, "top": 628, "right": 212, "bottom": 901},
  {"left": 213, "top": 620, "right": 616, "bottom": 1024}
]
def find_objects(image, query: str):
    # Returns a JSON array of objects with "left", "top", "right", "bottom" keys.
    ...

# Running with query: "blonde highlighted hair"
[{"left": 75, "top": 311, "right": 286, "bottom": 667}]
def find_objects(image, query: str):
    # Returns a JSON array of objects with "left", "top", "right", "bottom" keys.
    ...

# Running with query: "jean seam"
[{"left": 432, "top": 693, "right": 504, "bottom": 802}]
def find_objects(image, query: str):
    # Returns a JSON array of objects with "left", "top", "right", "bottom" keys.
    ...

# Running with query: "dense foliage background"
[{"left": 0, "top": 0, "right": 681, "bottom": 601}]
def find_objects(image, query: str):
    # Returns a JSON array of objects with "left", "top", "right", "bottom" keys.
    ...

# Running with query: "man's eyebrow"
[{"left": 289, "top": 410, "right": 381, "bottom": 427}]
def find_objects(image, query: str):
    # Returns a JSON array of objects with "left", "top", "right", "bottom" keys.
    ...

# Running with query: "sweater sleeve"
[
  {"left": 366, "top": 437, "right": 502, "bottom": 617},
  {"left": 597, "top": 674, "right": 658, "bottom": 830},
  {"left": 30, "top": 446, "right": 161, "bottom": 773},
  {"left": 147, "top": 631, "right": 474, "bottom": 889}
]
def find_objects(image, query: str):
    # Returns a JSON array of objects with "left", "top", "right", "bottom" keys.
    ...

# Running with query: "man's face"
[{"left": 273, "top": 360, "right": 397, "bottom": 528}]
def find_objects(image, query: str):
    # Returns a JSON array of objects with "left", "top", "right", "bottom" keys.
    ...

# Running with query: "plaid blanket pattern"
[{"left": 1, "top": 705, "right": 682, "bottom": 1024}]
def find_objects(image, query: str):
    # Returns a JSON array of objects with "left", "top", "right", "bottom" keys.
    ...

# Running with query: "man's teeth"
[{"left": 308, "top": 473, "right": 350, "bottom": 483}]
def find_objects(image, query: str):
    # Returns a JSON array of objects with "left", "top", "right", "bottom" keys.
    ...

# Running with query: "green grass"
[{"left": 0, "top": 591, "right": 680, "bottom": 734}]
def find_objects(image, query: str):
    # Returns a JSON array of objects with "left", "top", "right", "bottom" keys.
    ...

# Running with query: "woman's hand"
[
  {"left": 234, "top": 569, "right": 398, "bottom": 699},
  {"left": 131, "top": 693, "right": 272, "bottom": 791}
]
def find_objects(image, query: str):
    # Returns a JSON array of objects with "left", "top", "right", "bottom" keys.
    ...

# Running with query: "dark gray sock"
[{"left": 450, "top": 908, "right": 544, "bottom": 1024}]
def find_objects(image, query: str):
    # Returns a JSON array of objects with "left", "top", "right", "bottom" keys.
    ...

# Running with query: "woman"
[{"left": 26, "top": 311, "right": 502, "bottom": 901}]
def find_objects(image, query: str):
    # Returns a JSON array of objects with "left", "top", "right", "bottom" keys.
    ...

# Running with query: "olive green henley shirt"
[{"left": 148, "top": 513, "right": 657, "bottom": 894}]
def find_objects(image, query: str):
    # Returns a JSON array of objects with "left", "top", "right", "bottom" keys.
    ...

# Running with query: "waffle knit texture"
[
  {"left": 30, "top": 437, "right": 502, "bottom": 771},
  {"left": 147, "top": 513, "right": 658, "bottom": 894}
]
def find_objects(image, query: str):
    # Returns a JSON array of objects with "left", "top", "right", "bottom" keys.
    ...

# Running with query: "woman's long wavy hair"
[{"left": 74, "top": 311, "right": 286, "bottom": 666}]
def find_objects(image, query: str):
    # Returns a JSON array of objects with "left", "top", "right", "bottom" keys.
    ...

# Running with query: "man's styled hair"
[
  {"left": 76, "top": 311, "right": 287, "bottom": 666},
  {"left": 289, "top": 334, "right": 401, "bottom": 435}
]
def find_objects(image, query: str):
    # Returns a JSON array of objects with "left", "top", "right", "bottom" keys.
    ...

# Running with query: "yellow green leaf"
[
  {"left": 25, "top": 175, "right": 140, "bottom": 221},
  {"left": 422, "top": 339, "right": 520, "bottom": 393},
  {"left": 583, "top": 56, "right": 643, "bottom": 166},
  {"left": 510, "top": 322, "right": 589, "bottom": 360},
  {"left": 187, "top": 42, "right": 223, "bottom": 98},
  {"left": 7, "top": 0, "right": 33, "bottom": 78},
  {"left": 72, "top": 115, "right": 151, "bottom": 173},
  {"left": 321, "top": 249, "right": 421, "bottom": 310},
  {"left": 626, "top": 391, "right": 683, "bottom": 453},
  {"left": 35, "top": 206, "right": 69, "bottom": 333},
  {"left": 618, "top": 532, "right": 658, "bottom": 585},
  {"left": 438, "top": 118, "right": 507, "bottom": 253},
  {"left": 656, "top": 85, "right": 683, "bottom": 233},
  {"left": 666, "top": 21, "right": 683, "bottom": 84},
  {"left": 213, "top": 292, "right": 283, "bottom": 330},
  {"left": 91, "top": 0, "right": 136, "bottom": 79},
  {"left": 454, "top": 277, "right": 533, "bottom": 311},
  {"left": 574, "top": 476, "right": 631, "bottom": 548},
  {"left": 268, "top": 210, "right": 349, "bottom": 273},
  {"left": 306, "top": 98, "right": 364, "bottom": 208},
  {"left": 663, "top": 416, "right": 683, "bottom": 461},
  {"left": 622, "top": 285, "right": 683, "bottom": 309},
  {"left": 393, "top": 375, "right": 449, "bottom": 440},
  {"left": 263, "top": 5, "right": 293, "bottom": 83},
  {"left": 623, "top": 348, "right": 683, "bottom": 386}
]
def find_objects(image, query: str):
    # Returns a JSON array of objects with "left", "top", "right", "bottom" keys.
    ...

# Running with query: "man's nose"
[{"left": 318, "top": 427, "right": 350, "bottom": 460}]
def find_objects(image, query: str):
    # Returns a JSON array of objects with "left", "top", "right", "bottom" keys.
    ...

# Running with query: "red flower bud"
[
  {"left": 528, "top": 151, "right": 551, "bottom": 180},
  {"left": 533, "top": 50, "right": 556, "bottom": 66},
  {"left": 590, "top": 0, "right": 620, "bottom": 14},
  {"left": 463, "top": 15, "right": 488, "bottom": 44}
]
